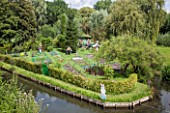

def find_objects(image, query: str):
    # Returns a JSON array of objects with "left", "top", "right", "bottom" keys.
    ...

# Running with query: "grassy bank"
[
  {"left": 157, "top": 46, "right": 170, "bottom": 65},
  {"left": 0, "top": 61, "right": 151, "bottom": 102}
]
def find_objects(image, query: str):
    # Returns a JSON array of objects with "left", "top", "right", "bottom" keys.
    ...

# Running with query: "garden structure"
[{"left": 78, "top": 34, "right": 93, "bottom": 49}]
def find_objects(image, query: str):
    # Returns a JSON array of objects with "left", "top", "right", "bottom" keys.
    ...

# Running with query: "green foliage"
[
  {"left": 89, "top": 10, "right": 107, "bottom": 41},
  {"left": 135, "top": 0, "right": 166, "bottom": 43},
  {"left": 0, "top": 62, "right": 151, "bottom": 102},
  {"left": 0, "top": 0, "right": 37, "bottom": 53},
  {"left": 55, "top": 34, "right": 66, "bottom": 49},
  {"left": 157, "top": 33, "right": 170, "bottom": 47},
  {"left": 157, "top": 46, "right": 170, "bottom": 65},
  {"left": 106, "top": 0, "right": 165, "bottom": 43},
  {"left": 0, "top": 54, "right": 137, "bottom": 94},
  {"left": 48, "top": 67, "right": 137, "bottom": 94},
  {"left": 31, "top": 0, "right": 47, "bottom": 27},
  {"left": 40, "top": 24, "right": 56, "bottom": 38},
  {"left": 96, "top": 35, "right": 164, "bottom": 81},
  {"left": 41, "top": 37, "right": 53, "bottom": 51},
  {"left": 104, "top": 66, "right": 114, "bottom": 79},
  {"left": 94, "top": 0, "right": 112, "bottom": 11},
  {"left": 0, "top": 55, "right": 42, "bottom": 74},
  {"left": 53, "top": 13, "right": 68, "bottom": 36},
  {"left": 162, "top": 65, "right": 170, "bottom": 81},
  {"left": 65, "top": 9, "right": 79, "bottom": 52},
  {"left": 160, "top": 13, "right": 170, "bottom": 34},
  {"left": 79, "top": 7, "right": 95, "bottom": 34},
  {"left": 0, "top": 75, "right": 40, "bottom": 113},
  {"left": 46, "top": 0, "right": 68, "bottom": 25},
  {"left": 106, "top": 0, "right": 145, "bottom": 39}
]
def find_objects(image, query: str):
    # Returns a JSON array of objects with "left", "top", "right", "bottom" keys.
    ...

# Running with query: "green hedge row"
[
  {"left": 0, "top": 54, "right": 137, "bottom": 94},
  {"left": 0, "top": 55, "right": 42, "bottom": 74}
]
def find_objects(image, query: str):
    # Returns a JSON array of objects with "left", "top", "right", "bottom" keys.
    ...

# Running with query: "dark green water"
[{"left": 2, "top": 72, "right": 170, "bottom": 113}]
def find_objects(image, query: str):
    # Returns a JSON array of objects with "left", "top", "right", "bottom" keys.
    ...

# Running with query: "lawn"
[
  {"left": 11, "top": 48, "right": 120, "bottom": 81},
  {"left": 157, "top": 46, "right": 170, "bottom": 65}
]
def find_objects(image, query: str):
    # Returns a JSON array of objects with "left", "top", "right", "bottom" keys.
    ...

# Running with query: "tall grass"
[{"left": 157, "top": 46, "right": 170, "bottom": 65}]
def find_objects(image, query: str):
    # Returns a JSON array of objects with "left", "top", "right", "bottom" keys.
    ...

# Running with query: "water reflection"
[{"left": 1, "top": 72, "right": 170, "bottom": 113}]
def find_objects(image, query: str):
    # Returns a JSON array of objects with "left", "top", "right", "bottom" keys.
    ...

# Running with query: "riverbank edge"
[{"left": 0, "top": 63, "right": 152, "bottom": 109}]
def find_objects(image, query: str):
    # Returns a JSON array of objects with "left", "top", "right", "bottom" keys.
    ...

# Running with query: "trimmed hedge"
[
  {"left": 0, "top": 55, "right": 42, "bottom": 74},
  {"left": 0, "top": 54, "right": 137, "bottom": 94}
]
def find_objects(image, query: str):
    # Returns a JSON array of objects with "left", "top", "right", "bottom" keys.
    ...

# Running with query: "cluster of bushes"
[
  {"left": 0, "top": 54, "right": 137, "bottom": 94},
  {"left": 0, "top": 55, "right": 42, "bottom": 74},
  {"left": 157, "top": 33, "right": 170, "bottom": 47},
  {"left": 0, "top": 73, "right": 40, "bottom": 113}
]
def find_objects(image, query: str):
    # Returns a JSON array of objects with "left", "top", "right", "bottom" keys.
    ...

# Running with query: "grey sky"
[{"left": 46, "top": 0, "right": 170, "bottom": 12}]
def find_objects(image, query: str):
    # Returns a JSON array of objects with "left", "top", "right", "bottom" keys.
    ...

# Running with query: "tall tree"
[
  {"left": 94, "top": 0, "right": 112, "bottom": 12},
  {"left": 53, "top": 13, "right": 69, "bottom": 35},
  {"left": 65, "top": 9, "right": 79, "bottom": 52},
  {"left": 46, "top": 0, "right": 68, "bottom": 25},
  {"left": 89, "top": 10, "right": 108, "bottom": 41},
  {"left": 136, "top": 0, "right": 166, "bottom": 43},
  {"left": 79, "top": 7, "right": 94, "bottom": 35},
  {"left": 106, "top": 0, "right": 166, "bottom": 43},
  {"left": 0, "top": 0, "right": 37, "bottom": 53},
  {"left": 31, "top": 0, "right": 47, "bottom": 28},
  {"left": 106, "top": 0, "right": 146, "bottom": 39}
]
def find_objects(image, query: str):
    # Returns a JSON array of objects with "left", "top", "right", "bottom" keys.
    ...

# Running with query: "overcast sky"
[{"left": 46, "top": 0, "right": 170, "bottom": 12}]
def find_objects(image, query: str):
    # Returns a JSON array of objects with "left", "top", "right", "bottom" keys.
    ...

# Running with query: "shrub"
[
  {"left": 162, "top": 65, "right": 170, "bottom": 81},
  {"left": 104, "top": 65, "right": 114, "bottom": 79},
  {"left": 0, "top": 55, "right": 42, "bottom": 74},
  {"left": 0, "top": 75, "right": 40, "bottom": 113},
  {"left": 157, "top": 33, "right": 170, "bottom": 47}
]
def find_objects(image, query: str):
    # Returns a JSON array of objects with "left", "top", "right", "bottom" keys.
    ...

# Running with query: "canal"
[{"left": 2, "top": 72, "right": 170, "bottom": 113}]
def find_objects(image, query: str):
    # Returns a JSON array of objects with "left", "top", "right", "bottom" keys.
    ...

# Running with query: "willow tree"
[
  {"left": 106, "top": 0, "right": 146, "bottom": 39},
  {"left": 136, "top": 0, "right": 166, "bottom": 43},
  {"left": 0, "top": 0, "right": 37, "bottom": 53},
  {"left": 106, "top": 0, "right": 166, "bottom": 43},
  {"left": 89, "top": 10, "right": 108, "bottom": 41}
]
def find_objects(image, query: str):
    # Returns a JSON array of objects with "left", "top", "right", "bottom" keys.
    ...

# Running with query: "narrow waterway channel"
[{"left": 2, "top": 71, "right": 170, "bottom": 113}]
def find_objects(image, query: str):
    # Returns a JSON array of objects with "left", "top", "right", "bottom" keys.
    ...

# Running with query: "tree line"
[{"left": 0, "top": 0, "right": 169, "bottom": 53}]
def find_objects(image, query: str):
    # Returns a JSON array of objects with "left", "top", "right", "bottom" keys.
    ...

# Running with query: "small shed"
[{"left": 78, "top": 34, "right": 92, "bottom": 47}]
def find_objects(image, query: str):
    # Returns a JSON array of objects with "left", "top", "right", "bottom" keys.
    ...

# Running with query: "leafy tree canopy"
[
  {"left": 89, "top": 10, "right": 108, "bottom": 41},
  {"left": 79, "top": 7, "right": 95, "bottom": 34},
  {"left": 94, "top": 0, "right": 112, "bottom": 12},
  {"left": 0, "top": 0, "right": 37, "bottom": 53},
  {"left": 96, "top": 35, "right": 164, "bottom": 82},
  {"left": 106, "top": 0, "right": 166, "bottom": 43},
  {"left": 31, "top": 0, "right": 47, "bottom": 27},
  {"left": 46, "top": 0, "right": 68, "bottom": 25}
]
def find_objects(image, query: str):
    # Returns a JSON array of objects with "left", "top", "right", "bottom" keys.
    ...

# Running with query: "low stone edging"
[{"left": 0, "top": 67, "right": 151, "bottom": 109}]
